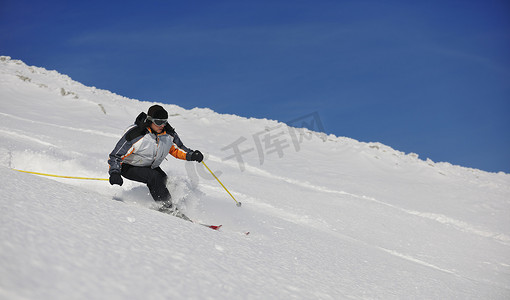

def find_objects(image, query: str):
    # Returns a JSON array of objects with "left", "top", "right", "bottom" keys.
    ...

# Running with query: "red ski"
[{"left": 200, "top": 224, "right": 222, "bottom": 230}]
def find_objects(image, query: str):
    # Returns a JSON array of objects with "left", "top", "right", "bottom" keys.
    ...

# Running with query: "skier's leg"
[{"left": 121, "top": 164, "right": 171, "bottom": 202}]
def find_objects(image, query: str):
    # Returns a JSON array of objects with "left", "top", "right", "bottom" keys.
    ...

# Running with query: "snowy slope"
[{"left": 1, "top": 56, "right": 509, "bottom": 299}]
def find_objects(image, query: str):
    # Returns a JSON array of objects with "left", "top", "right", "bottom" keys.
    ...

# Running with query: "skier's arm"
[
  {"left": 165, "top": 123, "right": 192, "bottom": 153},
  {"left": 169, "top": 145, "right": 188, "bottom": 160},
  {"left": 108, "top": 126, "right": 145, "bottom": 175},
  {"left": 164, "top": 125, "right": 202, "bottom": 162},
  {"left": 168, "top": 145, "right": 203, "bottom": 162},
  {"left": 108, "top": 137, "right": 133, "bottom": 175},
  {"left": 173, "top": 132, "right": 192, "bottom": 152}
]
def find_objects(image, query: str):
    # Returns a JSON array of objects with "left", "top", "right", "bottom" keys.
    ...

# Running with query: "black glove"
[
  {"left": 186, "top": 150, "right": 203, "bottom": 163},
  {"left": 109, "top": 172, "right": 123, "bottom": 186}
]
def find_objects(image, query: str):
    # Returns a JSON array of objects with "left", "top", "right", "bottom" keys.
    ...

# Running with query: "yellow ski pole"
[
  {"left": 201, "top": 161, "right": 242, "bottom": 207},
  {"left": 13, "top": 169, "right": 108, "bottom": 181}
]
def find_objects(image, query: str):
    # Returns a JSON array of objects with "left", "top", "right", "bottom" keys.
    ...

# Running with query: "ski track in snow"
[
  {"left": 204, "top": 178, "right": 510, "bottom": 295},
  {"left": 201, "top": 171, "right": 509, "bottom": 287},
  {"left": 210, "top": 154, "right": 510, "bottom": 247}
]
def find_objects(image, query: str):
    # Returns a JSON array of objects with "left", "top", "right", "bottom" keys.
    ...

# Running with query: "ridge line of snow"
[
  {"left": 377, "top": 247, "right": 456, "bottom": 274},
  {"left": 0, "top": 111, "right": 119, "bottom": 138},
  {"left": 0, "top": 128, "right": 56, "bottom": 148},
  {"left": 406, "top": 211, "right": 510, "bottom": 245}
]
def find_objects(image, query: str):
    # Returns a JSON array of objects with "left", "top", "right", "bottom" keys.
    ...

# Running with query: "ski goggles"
[{"left": 147, "top": 116, "right": 167, "bottom": 126}]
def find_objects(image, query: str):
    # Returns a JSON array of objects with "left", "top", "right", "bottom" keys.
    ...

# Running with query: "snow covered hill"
[{"left": 1, "top": 56, "right": 509, "bottom": 299}]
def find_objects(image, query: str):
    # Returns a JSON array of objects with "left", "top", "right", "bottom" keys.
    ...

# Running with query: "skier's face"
[{"left": 150, "top": 122, "right": 165, "bottom": 134}]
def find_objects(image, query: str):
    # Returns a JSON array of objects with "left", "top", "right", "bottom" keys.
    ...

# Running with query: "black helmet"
[{"left": 147, "top": 105, "right": 168, "bottom": 119}]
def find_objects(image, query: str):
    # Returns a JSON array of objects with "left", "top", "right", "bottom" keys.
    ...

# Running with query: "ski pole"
[
  {"left": 12, "top": 169, "right": 108, "bottom": 181},
  {"left": 201, "top": 161, "right": 242, "bottom": 207}
]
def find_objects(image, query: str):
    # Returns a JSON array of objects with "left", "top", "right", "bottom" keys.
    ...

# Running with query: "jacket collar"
[{"left": 147, "top": 127, "right": 167, "bottom": 136}]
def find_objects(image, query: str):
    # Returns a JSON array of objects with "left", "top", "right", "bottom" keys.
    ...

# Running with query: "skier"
[{"left": 108, "top": 105, "right": 203, "bottom": 212}]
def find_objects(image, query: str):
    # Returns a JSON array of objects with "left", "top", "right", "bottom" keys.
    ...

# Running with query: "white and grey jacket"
[{"left": 108, "top": 113, "right": 193, "bottom": 175}]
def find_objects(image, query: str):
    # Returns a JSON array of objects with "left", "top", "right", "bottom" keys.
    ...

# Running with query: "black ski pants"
[{"left": 121, "top": 164, "right": 171, "bottom": 202}]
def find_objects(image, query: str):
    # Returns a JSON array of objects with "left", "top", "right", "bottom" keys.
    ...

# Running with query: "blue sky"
[{"left": 1, "top": 0, "right": 509, "bottom": 173}]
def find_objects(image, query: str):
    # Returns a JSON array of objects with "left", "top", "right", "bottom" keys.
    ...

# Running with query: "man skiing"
[{"left": 108, "top": 105, "right": 203, "bottom": 212}]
